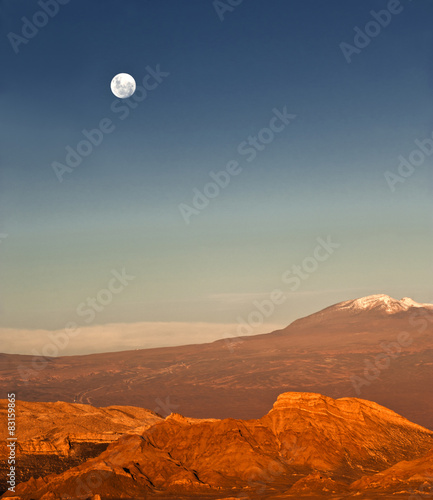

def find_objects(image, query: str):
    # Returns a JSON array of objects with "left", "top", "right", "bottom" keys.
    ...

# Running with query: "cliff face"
[
  {"left": 3, "top": 392, "right": 433, "bottom": 499},
  {"left": 0, "top": 400, "right": 162, "bottom": 454},
  {"left": 0, "top": 400, "right": 163, "bottom": 495},
  {"left": 262, "top": 392, "right": 431, "bottom": 472}
]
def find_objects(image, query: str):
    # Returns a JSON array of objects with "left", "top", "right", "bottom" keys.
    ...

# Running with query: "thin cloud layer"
[{"left": 0, "top": 321, "right": 285, "bottom": 356}]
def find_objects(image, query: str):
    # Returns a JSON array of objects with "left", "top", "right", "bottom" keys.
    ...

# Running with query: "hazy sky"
[{"left": 1, "top": 0, "right": 433, "bottom": 353}]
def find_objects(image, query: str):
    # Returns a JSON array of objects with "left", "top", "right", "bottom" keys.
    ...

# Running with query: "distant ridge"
[
  {"left": 282, "top": 293, "right": 433, "bottom": 330},
  {"left": 331, "top": 294, "right": 433, "bottom": 314},
  {"left": 1, "top": 294, "right": 433, "bottom": 429}
]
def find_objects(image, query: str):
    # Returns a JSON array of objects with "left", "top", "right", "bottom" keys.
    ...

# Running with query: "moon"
[{"left": 110, "top": 73, "right": 136, "bottom": 99}]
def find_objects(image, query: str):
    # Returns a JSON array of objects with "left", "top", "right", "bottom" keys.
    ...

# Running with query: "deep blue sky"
[{"left": 1, "top": 0, "right": 433, "bottom": 343}]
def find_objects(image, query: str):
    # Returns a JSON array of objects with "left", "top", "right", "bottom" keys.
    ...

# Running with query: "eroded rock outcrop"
[
  {"left": 0, "top": 400, "right": 163, "bottom": 495},
  {"left": 3, "top": 392, "right": 433, "bottom": 499}
]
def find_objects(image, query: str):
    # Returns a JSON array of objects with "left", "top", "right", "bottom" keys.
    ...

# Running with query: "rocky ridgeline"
[
  {"left": 2, "top": 392, "right": 433, "bottom": 499},
  {"left": 2, "top": 294, "right": 433, "bottom": 432},
  {"left": 0, "top": 400, "right": 162, "bottom": 495}
]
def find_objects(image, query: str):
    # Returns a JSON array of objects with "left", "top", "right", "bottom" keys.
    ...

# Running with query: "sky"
[{"left": 1, "top": 0, "right": 433, "bottom": 355}]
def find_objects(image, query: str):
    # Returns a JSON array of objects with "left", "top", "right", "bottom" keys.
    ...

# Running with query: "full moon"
[{"left": 110, "top": 73, "right": 136, "bottom": 99}]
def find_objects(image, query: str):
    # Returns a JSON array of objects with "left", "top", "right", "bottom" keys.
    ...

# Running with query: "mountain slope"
[
  {"left": 351, "top": 447, "right": 433, "bottom": 494},
  {"left": 3, "top": 392, "right": 433, "bottom": 499},
  {"left": 1, "top": 294, "right": 433, "bottom": 429},
  {"left": 0, "top": 400, "right": 163, "bottom": 495}
]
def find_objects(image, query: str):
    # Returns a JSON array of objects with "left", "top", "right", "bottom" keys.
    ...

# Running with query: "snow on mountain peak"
[{"left": 335, "top": 294, "right": 433, "bottom": 314}]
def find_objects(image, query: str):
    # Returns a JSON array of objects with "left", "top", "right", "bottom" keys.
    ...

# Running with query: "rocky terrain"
[
  {"left": 351, "top": 448, "right": 433, "bottom": 493},
  {"left": 0, "top": 400, "right": 162, "bottom": 495},
  {"left": 2, "top": 392, "right": 433, "bottom": 499},
  {"left": 1, "top": 294, "right": 433, "bottom": 429}
]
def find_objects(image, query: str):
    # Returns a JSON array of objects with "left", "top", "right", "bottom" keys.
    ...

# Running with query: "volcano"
[{"left": 1, "top": 294, "right": 432, "bottom": 428}]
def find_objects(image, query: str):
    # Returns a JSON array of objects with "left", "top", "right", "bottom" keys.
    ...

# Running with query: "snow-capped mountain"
[
  {"left": 283, "top": 293, "right": 433, "bottom": 333},
  {"left": 334, "top": 294, "right": 433, "bottom": 314},
  {"left": 2, "top": 292, "right": 433, "bottom": 436}
]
